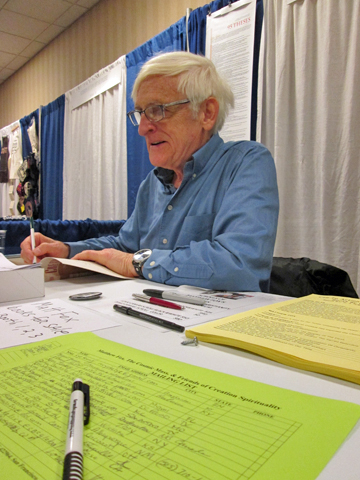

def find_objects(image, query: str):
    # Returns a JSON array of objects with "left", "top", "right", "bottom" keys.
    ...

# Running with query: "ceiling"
[{"left": 0, "top": 0, "right": 102, "bottom": 85}]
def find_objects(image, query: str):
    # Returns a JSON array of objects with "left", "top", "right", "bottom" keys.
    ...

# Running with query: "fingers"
[
  {"left": 20, "top": 233, "right": 40, "bottom": 264},
  {"left": 73, "top": 250, "right": 101, "bottom": 262},
  {"left": 33, "top": 241, "right": 70, "bottom": 260},
  {"left": 73, "top": 249, "right": 136, "bottom": 277},
  {"left": 20, "top": 234, "right": 70, "bottom": 264}
]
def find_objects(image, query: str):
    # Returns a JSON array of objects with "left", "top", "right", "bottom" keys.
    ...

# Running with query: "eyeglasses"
[{"left": 127, "top": 99, "right": 190, "bottom": 126}]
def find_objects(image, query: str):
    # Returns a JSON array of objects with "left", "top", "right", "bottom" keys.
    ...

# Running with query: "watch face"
[{"left": 133, "top": 249, "right": 152, "bottom": 264}]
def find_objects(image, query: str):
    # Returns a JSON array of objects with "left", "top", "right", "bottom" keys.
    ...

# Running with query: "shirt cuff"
[
  {"left": 66, "top": 241, "right": 90, "bottom": 258},
  {"left": 142, "top": 249, "right": 213, "bottom": 283}
]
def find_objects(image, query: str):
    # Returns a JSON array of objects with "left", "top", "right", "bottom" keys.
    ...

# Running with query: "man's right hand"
[{"left": 20, "top": 233, "right": 70, "bottom": 264}]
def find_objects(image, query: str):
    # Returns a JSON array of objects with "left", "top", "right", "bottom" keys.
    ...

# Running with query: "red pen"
[{"left": 132, "top": 293, "right": 184, "bottom": 310}]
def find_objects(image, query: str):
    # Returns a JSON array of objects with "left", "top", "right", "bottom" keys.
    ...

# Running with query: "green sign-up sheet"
[{"left": 0, "top": 332, "right": 359, "bottom": 480}]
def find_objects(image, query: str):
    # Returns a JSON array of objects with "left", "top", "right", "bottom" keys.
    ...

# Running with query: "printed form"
[{"left": 0, "top": 332, "right": 359, "bottom": 480}]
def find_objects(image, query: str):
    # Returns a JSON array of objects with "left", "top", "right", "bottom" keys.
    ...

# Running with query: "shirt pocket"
[{"left": 176, "top": 213, "right": 215, "bottom": 246}]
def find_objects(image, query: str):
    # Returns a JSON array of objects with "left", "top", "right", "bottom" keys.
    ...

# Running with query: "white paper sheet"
[
  {"left": 0, "top": 253, "right": 40, "bottom": 271},
  {"left": 206, "top": 0, "right": 256, "bottom": 141},
  {"left": 0, "top": 298, "right": 119, "bottom": 349},
  {"left": 111, "top": 286, "right": 290, "bottom": 329}
]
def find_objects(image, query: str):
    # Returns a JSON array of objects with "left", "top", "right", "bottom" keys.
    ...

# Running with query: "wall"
[{"left": 0, "top": 0, "right": 205, "bottom": 128}]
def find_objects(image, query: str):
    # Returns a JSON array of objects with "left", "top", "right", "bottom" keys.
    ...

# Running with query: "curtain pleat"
[
  {"left": 41, "top": 95, "right": 65, "bottom": 220},
  {"left": 63, "top": 56, "right": 127, "bottom": 221}
]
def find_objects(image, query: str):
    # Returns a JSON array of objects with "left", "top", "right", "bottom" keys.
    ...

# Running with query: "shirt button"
[
  {"left": 162, "top": 238, "right": 168, "bottom": 244},
  {"left": 167, "top": 205, "right": 173, "bottom": 210},
  {"left": 192, "top": 173, "right": 196, "bottom": 179},
  {"left": 174, "top": 267, "right": 179, "bottom": 272},
  {"left": 150, "top": 261, "right": 155, "bottom": 266},
  {"left": 148, "top": 273, "right": 153, "bottom": 279}
]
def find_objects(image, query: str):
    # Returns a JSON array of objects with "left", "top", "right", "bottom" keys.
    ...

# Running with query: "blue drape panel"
[
  {"left": 40, "top": 95, "right": 65, "bottom": 220},
  {"left": 187, "top": 0, "right": 228, "bottom": 54},
  {"left": 126, "top": 18, "right": 186, "bottom": 216},
  {"left": 0, "top": 218, "right": 124, "bottom": 255},
  {"left": 20, "top": 109, "right": 39, "bottom": 158}
]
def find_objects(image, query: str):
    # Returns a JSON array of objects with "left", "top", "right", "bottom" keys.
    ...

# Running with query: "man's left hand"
[{"left": 72, "top": 249, "right": 138, "bottom": 277}]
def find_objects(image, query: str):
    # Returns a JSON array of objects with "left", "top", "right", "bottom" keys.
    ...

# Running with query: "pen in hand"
[
  {"left": 30, "top": 217, "right": 36, "bottom": 264},
  {"left": 62, "top": 379, "right": 90, "bottom": 480}
]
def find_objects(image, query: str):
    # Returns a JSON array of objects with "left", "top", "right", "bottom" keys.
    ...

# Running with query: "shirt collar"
[
  {"left": 190, "top": 133, "right": 223, "bottom": 175},
  {"left": 154, "top": 134, "right": 223, "bottom": 189}
]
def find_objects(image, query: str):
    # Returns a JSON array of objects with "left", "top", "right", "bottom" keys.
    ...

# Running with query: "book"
[
  {"left": 40, "top": 257, "right": 133, "bottom": 282},
  {"left": 185, "top": 294, "right": 360, "bottom": 385}
]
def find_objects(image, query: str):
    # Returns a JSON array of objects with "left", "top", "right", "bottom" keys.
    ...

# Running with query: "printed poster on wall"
[{"left": 206, "top": 0, "right": 256, "bottom": 141}]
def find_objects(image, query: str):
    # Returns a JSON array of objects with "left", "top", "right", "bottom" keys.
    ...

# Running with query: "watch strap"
[{"left": 133, "top": 262, "right": 144, "bottom": 279}]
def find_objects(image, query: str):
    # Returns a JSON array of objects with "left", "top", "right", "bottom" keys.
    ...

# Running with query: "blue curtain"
[
  {"left": 187, "top": 0, "right": 228, "bottom": 54},
  {"left": 40, "top": 95, "right": 65, "bottom": 220},
  {"left": 18, "top": 97, "right": 65, "bottom": 220},
  {"left": 126, "top": 18, "right": 186, "bottom": 216},
  {"left": 20, "top": 109, "right": 39, "bottom": 159},
  {"left": 0, "top": 218, "right": 124, "bottom": 255}
]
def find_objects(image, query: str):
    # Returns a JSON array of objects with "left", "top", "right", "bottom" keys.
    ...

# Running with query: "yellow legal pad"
[{"left": 186, "top": 294, "right": 360, "bottom": 385}]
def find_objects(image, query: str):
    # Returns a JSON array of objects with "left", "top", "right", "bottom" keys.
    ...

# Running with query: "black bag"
[{"left": 270, "top": 257, "right": 358, "bottom": 298}]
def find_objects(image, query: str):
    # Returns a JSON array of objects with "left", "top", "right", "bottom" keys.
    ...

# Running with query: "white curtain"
[
  {"left": 0, "top": 121, "right": 21, "bottom": 218},
  {"left": 258, "top": 0, "right": 360, "bottom": 294},
  {"left": 63, "top": 55, "right": 127, "bottom": 221}
]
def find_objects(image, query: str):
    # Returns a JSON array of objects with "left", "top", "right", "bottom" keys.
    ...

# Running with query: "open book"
[
  {"left": 186, "top": 294, "right": 360, "bottom": 385},
  {"left": 40, "top": 257, "right": 133, "bottom": 282}
]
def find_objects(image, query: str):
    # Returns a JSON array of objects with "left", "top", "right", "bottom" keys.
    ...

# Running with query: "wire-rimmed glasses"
[{"left": 127, "top": 99, "right": 190, "bottom": 126}]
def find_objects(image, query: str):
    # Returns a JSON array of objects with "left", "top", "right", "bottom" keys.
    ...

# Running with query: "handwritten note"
[
  {"left": 1, "top": 333, "right": 359, "bottom": 480},
  {"left": 0, "top": 299, "right": 118, "bottom": 349}
]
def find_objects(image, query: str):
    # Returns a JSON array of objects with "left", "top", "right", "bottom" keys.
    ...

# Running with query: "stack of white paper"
[{"left": 0, "top": 253, "right": 44, "bottom": 303}]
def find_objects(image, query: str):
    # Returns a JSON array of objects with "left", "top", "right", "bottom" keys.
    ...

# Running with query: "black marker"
[
  {"left": 62, "top": 379, "right": 90, "bottom": 480},
  {"left": 113, "top": 304, "right": 184, "bottom": 332}
]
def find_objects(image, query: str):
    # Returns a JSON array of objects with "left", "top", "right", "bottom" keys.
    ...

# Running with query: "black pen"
[
  {"left": 62, "top": 379, "right": 90, "bottom": 480},
  {"left": 113, "top": 304, "right": 185, "bottom": 332}
]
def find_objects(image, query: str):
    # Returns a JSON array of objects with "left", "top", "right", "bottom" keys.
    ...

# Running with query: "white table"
[{"left": 5, "top": 274, "right": 360, "bottom": 479}]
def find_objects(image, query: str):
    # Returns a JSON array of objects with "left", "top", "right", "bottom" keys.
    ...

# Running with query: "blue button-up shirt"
[{"left": 68, "top": 134, "right": 279, "bottom": 291}]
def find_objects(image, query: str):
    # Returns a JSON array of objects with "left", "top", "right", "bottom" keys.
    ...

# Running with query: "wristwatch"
[{"left": 132, "top": 249, "right": 152, "bottom": 278}]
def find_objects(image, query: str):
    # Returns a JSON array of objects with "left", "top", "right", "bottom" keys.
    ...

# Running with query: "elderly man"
[{"left": 21, "top": 51, "right": 279, "bottom": 292}]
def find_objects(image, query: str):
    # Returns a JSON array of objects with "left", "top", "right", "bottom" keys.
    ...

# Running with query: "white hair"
[{"left": 132, "top": 51, "right": 234, "bottom": 133}]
